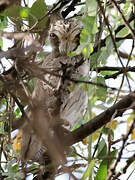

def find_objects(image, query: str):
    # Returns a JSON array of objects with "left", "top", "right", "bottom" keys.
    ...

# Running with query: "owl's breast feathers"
[{"left": 39, "top": 53, "right": 89, "bottom": 129}]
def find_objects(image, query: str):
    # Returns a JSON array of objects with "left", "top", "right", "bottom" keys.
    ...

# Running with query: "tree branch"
[
  {"left": 64, "top": 91, "right": 135, "bottom": 146},
  {"left": 91, "top": 66, "right": 135, "bottom": 72},
  {"left": 61, "top": 0, "right": 81, "bottom": 18}
]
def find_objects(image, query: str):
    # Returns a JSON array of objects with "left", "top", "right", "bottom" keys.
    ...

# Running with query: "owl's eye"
[{"left": 50, "top": 33, "right": 57, "bottom": 38}]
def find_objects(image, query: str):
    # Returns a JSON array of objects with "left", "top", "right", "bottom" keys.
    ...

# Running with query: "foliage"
[{"left": 0, "top": 0, "right": 135, "bottom": 179}]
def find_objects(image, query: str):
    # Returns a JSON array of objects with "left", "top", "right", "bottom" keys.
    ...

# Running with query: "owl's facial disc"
[{"left": 49, "top": 20, "right": 82, "bottom": 55}]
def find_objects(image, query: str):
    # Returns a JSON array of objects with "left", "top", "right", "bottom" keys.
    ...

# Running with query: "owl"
[{"left": 20, "top": 20, "right": 89, "bottom": 162}]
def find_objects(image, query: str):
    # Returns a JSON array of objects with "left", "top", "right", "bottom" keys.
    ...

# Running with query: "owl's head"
[{"left": 49, "top": 20, "right": 82, "bottom": 56}]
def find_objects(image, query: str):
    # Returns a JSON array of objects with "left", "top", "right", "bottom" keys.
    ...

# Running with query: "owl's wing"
[
  {"left": 60, "top": 57, "right": 89, "bottom": 129},
  {"left": 60, "top": 88, "right": 88, "bottom": 129}
]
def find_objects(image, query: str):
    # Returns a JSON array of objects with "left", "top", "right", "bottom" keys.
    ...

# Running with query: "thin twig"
[
  {"left": 107, "top": 118, "right": 135, "bottom": 180},
  {"left": 110, "top": 0, "right": 135, "bottom": 39}
]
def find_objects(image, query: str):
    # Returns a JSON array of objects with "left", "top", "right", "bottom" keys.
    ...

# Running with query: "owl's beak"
[
  {"left": 59, "top": 41, "right": 77, "bottom": 55},
  {"left": 59, "top": 41, "right": 68, "bottom": 55},
  {"left": 59, "top": 49, "right": 67, "bottom": 55}
]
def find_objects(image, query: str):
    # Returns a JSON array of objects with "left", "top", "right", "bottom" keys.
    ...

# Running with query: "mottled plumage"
[
  {"left": 49, "top": 20, "right": 81, "bottom": 56},
  {"left": 20, "top": 20, "right": 89, "bottom": 162}
]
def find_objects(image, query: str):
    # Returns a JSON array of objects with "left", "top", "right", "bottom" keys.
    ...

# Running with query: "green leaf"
[
  {"left": 110, "top": 149, "right": 117, "bottom": 164},
  {"left": 12, "top": 164, "right": 19, "bottom": 172},
  {"left": 96, "top": 138, "right": 107, "bottom": 158},
  {"left": 6, "top": 5, "right": 29, "bottom": 28},
  {"left": 102, "top": 127, "right": 114, "bottom": 140},
  {"left": 86, "top": 0, "right": 97, "bottom": 16},
  {"left": 68, "top": 29, "right": 93, "bottom": 58},
  {"left": 0, "top": 38, "right": 3, "bottom": 48},
  {"left": 100, "top": 71, "right": 117, "bottom": 76},
  {"left": 82, "top": 44, "right": 93, "bottom": 59},
  {"left": 96, "top": 76, "right": 107, "bottom": 102},
  {"left": 127, "top": 72, "right": 135, "bottom": 82},
  {"left": 19, "top": 7, "right": 29, "bottom": 19},
  {"left": 14, "top": 107, "right": 21, "bottom": 119},
  {"left": 116, "top": 27, "right": 129, "bottom": 38},
  {"left": 95, "top": 160, "right": 107, "bottom": 180},
  {"left": 102, "top": 37, "right": 114, "bottom": 64},
  {"left": 68, "top": 15, "right": 96, "bottom": 58},
  {"left": 116, "top": 20, "right": 134, "bottom": 38},
  {"left": 29, "top": 0, "right": 48, "bottom": 29},
  {"left": 81, "top": 159, "right": 96, "bottom": 180},
  {"left": 90, "top": 51, "right": 101, "bottom": 68},
  {"left": 90, "top": 37, "right": 114, "bottom": 67},
  {"left": 6, "top": 5, "right": 20, "bottom": 22},
  {"left": 0, "top": 15, "right": 8, "bottom": 30},
  {"left": 95, "top": 149, "right": 117, "bottom": 180},
  {"left": 80, "top": 29, "right": 90, "bottom": 43},
  {"left": 82, "top": 15, "right": 97, "bottom": 35},
  {"left": 3, "top": 160, "right": 24, "bottom": 180},
  {"left": 72, "top": 110, "right": 89, "bottom": 130}
]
